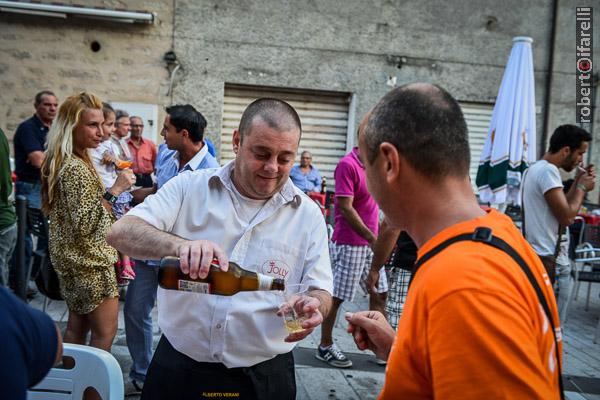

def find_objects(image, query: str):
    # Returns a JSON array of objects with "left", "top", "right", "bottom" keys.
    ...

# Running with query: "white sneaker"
[
  {"left": 373, "top": 358, "right": 387, "bottom": 365},
  {"left": 315, "top": 343, "right": 353, "bottom": 368}
]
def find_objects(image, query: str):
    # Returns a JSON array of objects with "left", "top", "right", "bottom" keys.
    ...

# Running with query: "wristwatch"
[
  {"left": 577, "top": 183, "right": 589, "bottom": 193},
  {"left": 103, "top": 191, "right": 118, "bottom": 205}
]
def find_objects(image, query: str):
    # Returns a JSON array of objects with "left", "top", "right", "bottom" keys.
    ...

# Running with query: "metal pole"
[
  {"left": 13, "top": 195, "right": 28, "bottom": 301},
  {"left": 0, "top": 1, "right": 155, "bottom": 23},
  {"left": 540, "top": 0, "right": 559, "bottom": 158}
]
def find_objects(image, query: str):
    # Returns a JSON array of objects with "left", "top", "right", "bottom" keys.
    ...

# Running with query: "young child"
[{"left": 91, "top": 103, "right": 136, "bottom": 285}]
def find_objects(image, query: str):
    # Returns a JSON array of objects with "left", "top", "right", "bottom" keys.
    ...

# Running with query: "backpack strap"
[{"left": 410, "top": 227, "right": 564, "bottom": 399}]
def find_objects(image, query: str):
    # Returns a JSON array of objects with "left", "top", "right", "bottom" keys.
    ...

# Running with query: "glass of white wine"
[{"left": 279, "top": 283, "right": 309, "bottom": 334}]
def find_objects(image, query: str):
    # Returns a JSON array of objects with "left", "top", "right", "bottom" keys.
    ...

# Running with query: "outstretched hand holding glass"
[{"left": 277, "top": 283, "right": 323, "bottom": 342}]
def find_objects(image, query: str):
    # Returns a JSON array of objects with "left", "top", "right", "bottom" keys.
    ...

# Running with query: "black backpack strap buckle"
[{"left": 472, "top": 227, "right": 493, "bottom": 243}]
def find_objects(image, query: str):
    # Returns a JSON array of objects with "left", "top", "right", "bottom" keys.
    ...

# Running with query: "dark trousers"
[{"left": 142, "top": 336, "right": 296, "bottom": 400}]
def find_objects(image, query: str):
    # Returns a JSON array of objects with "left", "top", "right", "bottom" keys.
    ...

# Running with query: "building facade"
[{"left": 1, "top": 0, "right": 598, "bottom": 193}]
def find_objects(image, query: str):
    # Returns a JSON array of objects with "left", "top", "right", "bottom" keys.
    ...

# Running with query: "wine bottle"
[{"left": 158, "top": 256, "right": 285, "bottom": 295}]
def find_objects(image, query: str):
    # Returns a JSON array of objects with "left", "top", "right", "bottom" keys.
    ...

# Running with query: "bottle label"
[
  {"left": 178, "top": 279, "right": 211, "bottom": 294},
  {"left": 257, "top": 273, "right": 274, "bottom": 291}
]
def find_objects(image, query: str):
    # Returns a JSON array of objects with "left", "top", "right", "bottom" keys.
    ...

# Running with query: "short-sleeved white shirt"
[
  {"left": 90, "top": 141, "right": 117, "bottom": 189},
  {"left": 521, "top": 160, "right": 569, "bottom": 265},
  {"left": 127, "top": 161, "right": 333, "bottom": 368}
]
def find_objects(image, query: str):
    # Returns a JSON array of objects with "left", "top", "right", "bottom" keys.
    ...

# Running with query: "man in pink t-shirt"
[{"left": 316, "top": 142, "right": 388, "bottom": 368}]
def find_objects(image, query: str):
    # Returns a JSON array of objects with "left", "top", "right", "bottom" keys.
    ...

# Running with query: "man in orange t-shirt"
[
  {"left": 345, "top": 83, "right": 562, "bottom": 399},
  {"left": 127, "top": 116, "right": 157, "bottom": 189}
]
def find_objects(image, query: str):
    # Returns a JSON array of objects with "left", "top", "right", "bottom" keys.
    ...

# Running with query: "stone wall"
[
  {"left": 0, "top": 0, "right": 173, "bottom": 146},
  {"left": 168, "top": 0, "right": 600, "bottom": 167},
  {"left": 2, "top": 0, "right": 599, "bottom": 183},
  {"left": 171, "top": 0, "right": 556, "bottom": 154},
  {"left": 550, "top": 2, "right": 600, "bottom": 201}
]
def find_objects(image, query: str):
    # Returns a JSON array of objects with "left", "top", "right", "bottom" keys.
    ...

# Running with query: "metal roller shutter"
[
  {"left": 220, "top": 84, "right": 352, "bottom": 189},
  {"left": 459, "top": 102, "right": 494, "bottom": 193}
]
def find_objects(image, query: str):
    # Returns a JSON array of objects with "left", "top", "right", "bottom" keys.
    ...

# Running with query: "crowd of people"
[{"left": 0, "top": 83, "right": 595, "bottom": 400}]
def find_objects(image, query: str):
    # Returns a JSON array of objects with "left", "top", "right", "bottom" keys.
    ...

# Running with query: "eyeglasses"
[{"left": 131, "top": 124, "right": 144, "bottom": 128}]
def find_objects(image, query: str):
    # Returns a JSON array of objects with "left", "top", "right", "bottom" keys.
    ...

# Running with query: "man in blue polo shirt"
[
  {"left": 11, "top": 90, "right": 58, "bottom": 291},
  {"left": 13, "top": 90, "right": 58, "bottom": 203}
]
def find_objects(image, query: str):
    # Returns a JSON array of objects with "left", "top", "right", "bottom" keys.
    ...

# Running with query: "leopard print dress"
[{"left": 48, "top": 157, "right": 118, "bottom": 314}]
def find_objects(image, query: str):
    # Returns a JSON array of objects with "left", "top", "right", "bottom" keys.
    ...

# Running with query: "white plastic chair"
[{"left": 28, "top": 343, "right": 124, "bottom": 400}]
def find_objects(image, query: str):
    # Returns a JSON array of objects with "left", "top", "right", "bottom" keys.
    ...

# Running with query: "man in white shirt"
[
  {"left": 522, "top": 124, "right": 595, "bottom": 318},
  {"left": 107, "top": 98, "right": 333, "bottom": 400}
]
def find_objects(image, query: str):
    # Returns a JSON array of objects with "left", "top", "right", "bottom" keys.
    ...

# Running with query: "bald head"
[
  {"left": 238, "top": 98, "right": 301, "bottom": 142},
  {"left": 300, "top": 150, "right": 313, "bottom": 167},
  {"left": 364, "top": 83, "right": 470, "bottom": 181}
]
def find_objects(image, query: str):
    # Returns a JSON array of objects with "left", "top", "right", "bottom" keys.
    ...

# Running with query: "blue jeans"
[
  {"left": 555, "top": 261, "right": 573, "bottom": 320},
  {"left": 124, "top": 260, "right": 159, "bottom": 382},
  {"left": 0, "top": 223, "right": 17, "bottom": 287},
  {"left": 10, "top": 181, "right": 45, "bottom": 287},
  {"left": 16, "top": 180, "right": 42, "bottom": 209}
]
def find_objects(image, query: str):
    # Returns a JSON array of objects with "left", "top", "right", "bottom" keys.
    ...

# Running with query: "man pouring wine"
[{"left": 107, "top": 98, "right": 333, "bottom": 400}]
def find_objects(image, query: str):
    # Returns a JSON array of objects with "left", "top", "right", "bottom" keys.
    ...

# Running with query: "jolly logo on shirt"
[{"left": 260, "top": 260, "right": 290, "bottom": 280}]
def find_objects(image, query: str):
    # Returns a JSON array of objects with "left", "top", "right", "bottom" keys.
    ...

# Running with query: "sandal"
[
  {"left": 121, "top": 261, "right": 136, "bottom": 281},
  {"left": 114, "top": 261, "right": 129, "bottom": 286}
]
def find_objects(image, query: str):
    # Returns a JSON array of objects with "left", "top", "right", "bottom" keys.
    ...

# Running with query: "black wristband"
[{"left": 103, "top": 191, "right": 118, "bottom": 205}]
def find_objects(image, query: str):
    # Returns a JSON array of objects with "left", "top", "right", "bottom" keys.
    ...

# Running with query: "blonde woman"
[{"left": 41, "top": 92, "right": 135, "bottom": 352}]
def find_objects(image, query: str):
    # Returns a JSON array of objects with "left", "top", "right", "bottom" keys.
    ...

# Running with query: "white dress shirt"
[{"left": 128, "top": 161, "right": 333, "bottom": 368}]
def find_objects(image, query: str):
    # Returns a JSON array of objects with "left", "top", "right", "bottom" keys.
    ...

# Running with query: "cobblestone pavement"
[{"left": 31, "top": 283, "right": 600, "bottom": 399}]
